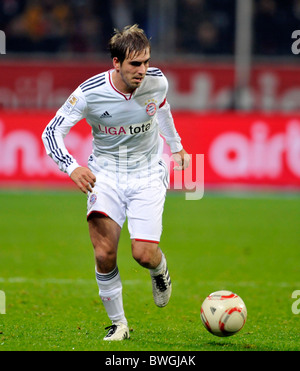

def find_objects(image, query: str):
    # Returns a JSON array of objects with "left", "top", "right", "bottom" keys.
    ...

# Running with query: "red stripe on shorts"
[
  {"left": 134, "top": 238, "right": 159, "bottom": 244},
  {"left": 87, "top": 210, "right": 109, "bottom": 220}
]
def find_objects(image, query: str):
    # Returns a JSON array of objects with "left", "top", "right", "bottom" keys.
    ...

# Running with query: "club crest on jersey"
[{"left": 146, "top": 101, "right": 157, "bottom": 116}]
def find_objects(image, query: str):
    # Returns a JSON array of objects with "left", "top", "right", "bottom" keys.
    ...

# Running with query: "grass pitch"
[{"left": 0, "top": 190, "right": 299, "bottom": 351}]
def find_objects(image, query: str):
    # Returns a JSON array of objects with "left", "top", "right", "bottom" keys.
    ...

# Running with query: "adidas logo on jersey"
[{"left": 100, "top": 111, "right": 112, "bottom": 118}]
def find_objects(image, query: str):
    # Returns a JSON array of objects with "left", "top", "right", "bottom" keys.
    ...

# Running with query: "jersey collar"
[{"left": 108, "top": 69, "right": 134, "bottom": 101}]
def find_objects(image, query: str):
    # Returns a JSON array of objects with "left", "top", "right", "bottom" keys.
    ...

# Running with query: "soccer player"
[{"left": 42, "top": 24, "right": 190, "bottom": 341}]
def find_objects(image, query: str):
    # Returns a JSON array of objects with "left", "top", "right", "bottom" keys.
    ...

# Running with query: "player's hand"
[
  {"left": 172, "top": 149, "right": 191, "bottom": 170},
  {"left": 70, "top": 167, "right": 96, "bottom": 194}
]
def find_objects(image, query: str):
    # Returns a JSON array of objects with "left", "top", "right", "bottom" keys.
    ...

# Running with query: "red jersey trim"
[{"left": 159, "top": 97, "right": 167, "bottom": 108}]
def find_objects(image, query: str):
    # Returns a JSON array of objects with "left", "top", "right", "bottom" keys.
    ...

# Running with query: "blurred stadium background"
[{"left": 0, "top": 0, "right": 300, "bottom": 192}]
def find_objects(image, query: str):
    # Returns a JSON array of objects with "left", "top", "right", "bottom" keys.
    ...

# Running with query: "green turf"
[{"left": 0, "top": 190, "right": 299, "bottom": 351}]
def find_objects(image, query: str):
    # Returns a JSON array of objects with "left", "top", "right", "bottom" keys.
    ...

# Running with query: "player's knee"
[
  {"left": 131, "top": 240, "right": 158, "bottom": 268},
  {"left": 95, "top": 253, "right": 117, "bottom": 273},
  {"left": 94, "top": 243, "right": 117, "bottom": 272}
]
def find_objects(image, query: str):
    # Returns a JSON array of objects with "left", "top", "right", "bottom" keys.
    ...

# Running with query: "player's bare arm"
[
  {"left": 70, "top": 166, "right": 96, "bottom": 194},
  {"left": 172, "top": 148, "right": 191, "bottom": 170}
]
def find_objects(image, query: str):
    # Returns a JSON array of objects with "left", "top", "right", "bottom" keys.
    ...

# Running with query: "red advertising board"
[
  {"left": 175, "top": 112, "right": 300, "bottom": 190},
  {"left": 0, "top": 60, "right": 300, "bottom": 111},
  {"left": 0, "top": 110, "right": 300, "bottom": 190}
]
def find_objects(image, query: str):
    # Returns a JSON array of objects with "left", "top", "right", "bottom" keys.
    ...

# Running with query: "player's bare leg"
[
  {"left": 131, "top": 239, "right": 162, "bottom": 269},
  {"left": 88, "top": 213, "right": 129, "bottom": 340},
  {"left": 131, "top": 240, "right": 172, "bottom": 307},
  {"left": 88, "top": 213, "right": 120, "bottom": 273}
]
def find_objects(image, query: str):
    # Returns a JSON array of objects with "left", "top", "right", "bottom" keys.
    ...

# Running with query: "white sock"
[
  {"left": 149, "top": 251, "right": 166, "bottom": 276},
  {"left": 95, "top": 266, "right": 127, "bottom": 326}
]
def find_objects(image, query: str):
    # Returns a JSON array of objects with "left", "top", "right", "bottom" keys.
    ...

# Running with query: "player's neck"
[{"left": 111, "top": 70, "right": 135, "bottom": 95}]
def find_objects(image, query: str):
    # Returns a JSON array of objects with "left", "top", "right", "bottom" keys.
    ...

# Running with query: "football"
[{"left": 200, "top": 290, "right": 247, "bottom": 337}]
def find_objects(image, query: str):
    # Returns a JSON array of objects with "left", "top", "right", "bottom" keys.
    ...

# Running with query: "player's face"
[{"left": 113, "top": 48, "right": 150, "bottom": 94}]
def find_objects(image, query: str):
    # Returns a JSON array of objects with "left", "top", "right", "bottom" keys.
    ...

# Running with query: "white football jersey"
[{"left": 42, "top": 67, "right": 182, "bottom": 174}]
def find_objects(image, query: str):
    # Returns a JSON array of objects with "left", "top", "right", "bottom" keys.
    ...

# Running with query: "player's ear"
[{"left": 113, "top": 57, "right": 121, "bottom": 71}]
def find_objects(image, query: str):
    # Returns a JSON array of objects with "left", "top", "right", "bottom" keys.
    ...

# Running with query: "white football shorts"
[{"left": 86, "top": 155, "right": 169, "bottom": 243}]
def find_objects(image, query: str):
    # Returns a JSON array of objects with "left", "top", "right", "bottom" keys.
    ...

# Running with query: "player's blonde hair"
[{"left": 108, "top": 24, "right": 151, "bottom": 63}]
